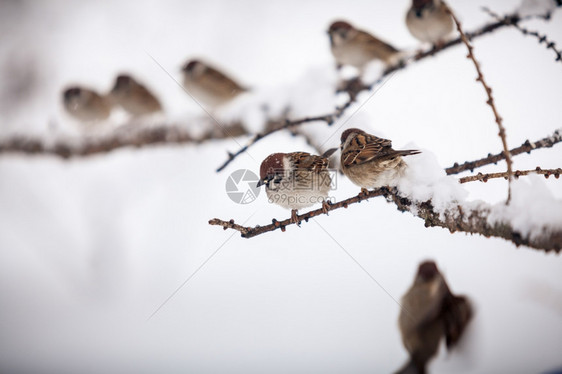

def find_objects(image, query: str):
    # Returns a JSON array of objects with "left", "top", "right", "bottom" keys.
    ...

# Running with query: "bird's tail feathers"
[
  {"left": 397, "top": 149, "right": 422, "bottom": 158},
  {"left": 322, "top": 148, "right": 338, "bottom": 159},
  {"left": 444, "top": 294, "right": 473, "bottom": 349}
]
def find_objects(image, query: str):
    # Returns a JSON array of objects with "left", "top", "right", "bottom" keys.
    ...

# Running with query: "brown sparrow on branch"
[
  {"left": 62, "top": 86, "right": 111, "bottom": 123},
  {"left": 396, "top": 261, "right": 472, "bottom": 374},
  {"left": 327, "top": 20, "right": 403, "bottom": 72},
  {"left": 181, "top": 59, "right": 247, "bottom": 110},
  {"left": 257, "top": 149, "right": 337, "bottom": 224},
  {"left": 340, "top": 128, "right": 420, "bottom": 193},
  {"left": 406, "top": 0, "right": 454, "bottom": 46},
  {"left": 109, "top": 74, "right": 162, "bottom": 117}
]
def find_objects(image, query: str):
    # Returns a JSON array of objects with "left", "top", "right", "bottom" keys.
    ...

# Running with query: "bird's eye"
[
  {"left": 185, "top": 61, "right": 199, "bottom": 73},
  {"left": 64, "top": 88, "right": 81, "bottom": 100}
]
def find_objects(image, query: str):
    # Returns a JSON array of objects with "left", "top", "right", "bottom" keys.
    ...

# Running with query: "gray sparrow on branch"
[
  {"left": 257, "top": 149, "right": 337, "bottom": 224},
  {"left": 109, "top": 74, "right": 162, "bottom": 117},
  {"left": 406, "top": 0, "right": 454, "bottom": 46},
  {"left": 340, "top": 128, "right": 420, "bottom": 193},
  {"left": 328, "top": 20, "right": 403, "bottom": 72},
  {"left": 181, "top": 59, "right": 247, "bottom": 110},
  {"left": 62, "top": 86, "right": 111, "bottom": 123},
  {"left": 396, "top": 261, "right": 472, "bottom": 374}
]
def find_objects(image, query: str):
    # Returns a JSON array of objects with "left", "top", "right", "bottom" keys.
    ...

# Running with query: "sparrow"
[
  {"left": 62, "top": 86, "right": 111, "bottom": 123},
  {"left": 257, "top": 149, "right": 337, "bottom": 224},
  {"left": 396, "top": 261, "right": 472, "bottom": 374},
  {"left": 339, "top": 128, "right": 420, "bottom": 193},
  {"left": 406, "top": 0, "right": 454, "bottom": 46},
  {"left": 181, "top": 59, "right": 247, "bottom": 110},
  {"left": 108, "top": 74, "right": 162, "bottom": 117},
  {"left": 327, "top": 20, "right": 403, "bottom": 72}
]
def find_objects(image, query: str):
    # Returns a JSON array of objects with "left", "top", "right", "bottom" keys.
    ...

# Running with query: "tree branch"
[
  {"left": 0, "top": 11, "right": 556, "bottom": 163},
  {"left": 444, "top": 2, "right": 514, "bottom": 202},
  {"left": 215, "top": 114, "right": 336, "bottom": 172},
  {"left": 209, "top": 187, "right": 561, "bottom": 253},
  {"left": 446, "top": 128, "right": 562, "bottom": 175},
  {"left": 0, "top": 123, "right": 252, "bottom": 158},
  {"left": 483, "top": 7, "right": 562, "bottom": 63},
  {"left": 459, "top": 167, "right": 562, "bottom": 183},
  {"left": 210, "top": 188, "right": 388, "bottom": 238}
]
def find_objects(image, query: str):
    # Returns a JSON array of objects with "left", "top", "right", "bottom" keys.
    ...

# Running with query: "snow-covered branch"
[
  {"left": 0, "top": 124, "right": 246, "bottom": 158},
  {"left": 445, "top": 128, "right": 562, "bottom": 175},
  {"left": 209, "top": 186, "right": 562, "bottom": 253},
  {"left": 0, "top": 12, "right": 556, "bottom": 162}
]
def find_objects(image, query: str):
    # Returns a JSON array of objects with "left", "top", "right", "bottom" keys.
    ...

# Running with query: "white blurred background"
[{"left": 1, "top": 0, "right": 562, "bottom": 373}]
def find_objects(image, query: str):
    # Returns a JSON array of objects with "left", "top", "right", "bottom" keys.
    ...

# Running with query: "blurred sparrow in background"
[
  {"left": 109, "top": 74, "right": 162, "bottom": 117},
  {"left": 396, "top": 260, "right": 472, "bottom": 374},
  {"left": 62, "top": 86, "right": 111, "bottom": 123},
  {"left": 340, "top": 128, "right": 420, "bottom": 192},
  {"left": 257, "top": 149, "right": 337, "bottom": 224},
  {"left": 406, "top": 0, "right": 454, "bottom": 46},
  {"left": 327, "top": 20, "right": 403, "bottom": 73},
  {"left": 181, "top": 59, "right": 247, "bottom": 111}
]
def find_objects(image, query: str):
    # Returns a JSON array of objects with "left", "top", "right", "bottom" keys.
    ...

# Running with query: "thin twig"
[
  {"left": 446, "top": 128, "right": 562, "bottom": 175},
  {"left": 209, "top": 187, "right": 562, "bottom": 253},
  {"left": 215, "top": 114, "right": 335, "bottom": 172},
  {"left": 288, "top": 128, "right": 326, "bottom": 156},
  {"left": 483, "top": 7, "right": 562, "bottom": 63},
  {"left": 444, "top": 2, "right": 514, "bottom": 203},
  {"left": 459, "top": 167, "right": 562, "bottom": 183}
]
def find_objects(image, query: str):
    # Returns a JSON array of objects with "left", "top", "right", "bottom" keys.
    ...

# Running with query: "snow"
[
  {"left": 489, "top": 175, "right": 562, "bottom": 242},
  {"left": 1, "top": 1, "right": 562, "bottom": 374},
  {"left": 517, "top": 0, "right": 558, "bottom": 18},
  {"left": 398, "top": 150, "right": 469, "bottom": 214}
]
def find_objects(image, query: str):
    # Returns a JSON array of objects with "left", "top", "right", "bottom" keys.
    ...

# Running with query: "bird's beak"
[{"left": 256, "top": 176, "right": 273, "bottom": 188}]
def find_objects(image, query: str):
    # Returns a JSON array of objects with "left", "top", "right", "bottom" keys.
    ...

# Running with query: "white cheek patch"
[
  {"left": 343, "top": 136, "right": 353, "bottom": 150},
  {"left": 281, "top": 156, "right": 290, "bottom": 173}
]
